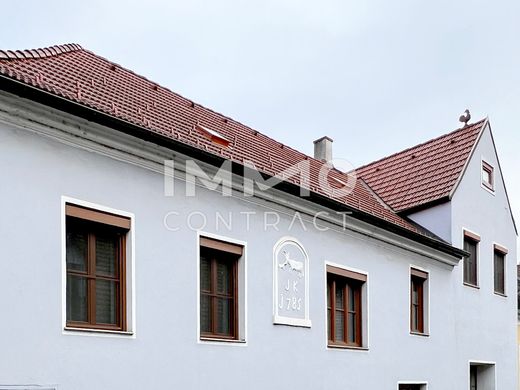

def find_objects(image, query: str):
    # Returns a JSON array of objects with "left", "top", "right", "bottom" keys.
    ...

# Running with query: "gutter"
[{"left": 0, "top": 74, "right": 468, "bottom": 260}]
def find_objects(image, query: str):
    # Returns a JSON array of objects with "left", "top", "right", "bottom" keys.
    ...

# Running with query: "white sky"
[{"left": 2, "top": 0, "right": 519, "bottom": 225}]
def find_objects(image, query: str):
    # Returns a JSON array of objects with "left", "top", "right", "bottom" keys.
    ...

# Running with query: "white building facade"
[{"left": 0, "top": 44, "right": 516, "bottom": 390}]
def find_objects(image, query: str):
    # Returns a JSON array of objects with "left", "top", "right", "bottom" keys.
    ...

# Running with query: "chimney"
[{"left": 313, "top": 136, "right": 333, "bottom": 163}]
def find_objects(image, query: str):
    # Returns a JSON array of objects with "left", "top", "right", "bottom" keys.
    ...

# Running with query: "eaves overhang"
[{"left": 0, "top": 74, "right": 467, "bottom": 261}]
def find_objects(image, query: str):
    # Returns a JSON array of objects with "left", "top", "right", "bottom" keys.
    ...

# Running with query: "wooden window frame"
[
  {"left": 493, "top": 247, "right": 506, "bottom": 295},
  {"left": 463, "top": 233, "right": 479, "bottom": 287},
  {"left": 65, "top": 204, "right": 129, "bottom": 331},
  {"left": 199, "top": 238, "right": 242, "bottom": 341},
  {"left": 326, "top": 266, "right": 365, "bottom": 348},
  {"left": 482, "top": 161, "right": 494, "bottom": 191},
  {"left": 410, "top": 269, "right": 427, "bottom": 334}
]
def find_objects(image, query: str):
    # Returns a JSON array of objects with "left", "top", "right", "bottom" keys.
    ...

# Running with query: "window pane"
[
  {"left": 217, "top": 261, "right": 232, "bottom": 295},
  {"left": 200, "top": 294, "right": 211, "bottom": 333},
  {"left": 96, "top": 233, "right": 118, "bottom": 276},
  {"left": 200, "top": 257, "right": 211, "bottom": 292},
  {"left": 412, "top": 287, "right": 419, "bottom": 305},
  {"left": 96, "top": 279, "right": 117, "bottom": 325},
  {"left": 464, "top": 239, "right": 478, "bottom": 285},
  {"left": 483, "top": 168, "right": 491, "bottom": 184},
  {"left": 67, "top": 275, "right": 88, "bottom": 322},
  {"left": 216, "top": 297, "right": 232, "bottom": 335},
  {"left": 334, "top": 310, "right": 344, "bottom": 342},
  {"left": 327, "top": 308, "right": 331, "bottom": 340},
  {"left": 66, "top": 230, "right": 87, "bottom": 272},
  {"left": 335, "top": 285, "right": 344, "bottom": 308},
  {"left": 494, "top": 252, "right": 505, "bottom": 293},
  {"left": 412, "top": 305, "right": 418, "bottom": 330},
  {"left": 348, "top": 312, "right": 356, "bottom": 343},
  {"left": 348, "top": 284, "right": 355, "bottom": 311},
  {"left": 327, "top": 284, "right": 331, "bottom": 308}
]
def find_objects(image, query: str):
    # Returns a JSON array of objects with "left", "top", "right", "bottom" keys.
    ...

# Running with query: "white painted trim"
[
  {"left": 323, "top": 260, "right": 370, "bottom": 351},
  {"left": 480, "top": 156, "right": 496, "bottom": 196},
  {"left": 409, "top": 264, "right": 430, "bottom": 336},
  {"left": 461, "top": 227, "right": 481, "bottom": 288},
  {"left": 60, "top": 196, "right": 136, "bottom": 339},
  {"left": 196, "top": 230, "right": 248, "bottom": 346},
  {"left": 468, "top": 360, "right": 497, "bottom": 390},
  {"left": 272, "top": 236, "right": 312, "bottom": 327},
  {"left": 449, "top": 118, "right": 488, "bottom": 199},
  {"left": 0, "top": 92, "right": 463, "bottom": 267}
]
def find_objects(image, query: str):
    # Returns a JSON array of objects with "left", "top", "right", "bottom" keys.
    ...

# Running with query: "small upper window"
[
  {"left": 482, "top": 161, "right": 494, "bottom": 191},
  {"left": 65, "top": 203, "right": 130, "bottom": 331}
]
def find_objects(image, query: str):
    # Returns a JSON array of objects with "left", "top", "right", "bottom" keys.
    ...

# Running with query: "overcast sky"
[{"left": 2, "top": 0, "right": 519, "bottom": 223}]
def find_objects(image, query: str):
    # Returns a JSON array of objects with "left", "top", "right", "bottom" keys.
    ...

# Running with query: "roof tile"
[
  {"left": 356, "top": 120, "right": 485, "bottom": 211},
  {"left": 0, "top": 43, "right": 456, "bottom": 236}
]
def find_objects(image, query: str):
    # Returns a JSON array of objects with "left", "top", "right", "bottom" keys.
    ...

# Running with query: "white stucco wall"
[
  {"left": 449, "top": 123, "right": 518, "bottom": 389},
  {"left": 0, "top": 96, "right": 515, "bottom": 389},
  {"left": 408, "top": 201, "right": 452, "bottom": 243}
]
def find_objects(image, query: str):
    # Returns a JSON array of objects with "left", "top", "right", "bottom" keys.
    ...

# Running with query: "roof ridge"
[
  {"left": 356, "top": 118, "right": 487, "bottom": 172},
  {"left": 0, "top": 43, "right": 83, "bottom": 60}
]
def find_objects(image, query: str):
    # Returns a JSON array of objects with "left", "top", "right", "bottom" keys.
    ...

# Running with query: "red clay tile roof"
[
  {"left": 356, "top": 120, "right": 486, "bottom": 212},
  {"left": 0, "top": 43, "right": 437, "bottom": 236}
]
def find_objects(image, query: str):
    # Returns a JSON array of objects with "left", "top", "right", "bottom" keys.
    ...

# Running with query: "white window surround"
[
  {"left": 480, "top": 157, "right": 496, "bottom": 195},
  {"left": 61, "top": 196, "right": 136, "bottom": 338},
  {"left": 468, "top": 360, "right": 497, "bottom": 390},
  {"left": 492, "top": 241, "right": 508, "bottom": 297},
  {"left": 323, "top": 261, "right": 370, "bottom": 351},
  {"left": 196, "top": 231, "right": 248, "bottom": 346},
  {"left": 461, "top": 227, "right": 481, "bottom": 289},
  {"left": 409, "top": 265, "right": 430, "bottom": 337}
]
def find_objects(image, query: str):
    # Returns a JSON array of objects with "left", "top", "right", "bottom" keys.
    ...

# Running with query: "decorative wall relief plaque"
[{"left": 273, "top": 237, "right": 311, "bottom": 327}]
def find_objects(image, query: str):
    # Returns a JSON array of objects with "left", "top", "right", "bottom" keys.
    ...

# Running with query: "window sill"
[
  {"left": 200, "top": 337, "right": 246, "bottom": 344},
  {"left": 481, "top": 182, "right": 495, "bottom": 195},
  {"left": 410, "top": 331, "right": 430, "bottom": 337},
  {"left": 463, "top": 282, "right": 480, "bottom": 289},
  {"left": 494, "top": 291, "right": 507, "bottom": 298},
  {"left": 64, "top": 326, "right": 134, "bottom": 336},
  {"left": 327, "top": 343, "right": 368, "bottom": 351}
]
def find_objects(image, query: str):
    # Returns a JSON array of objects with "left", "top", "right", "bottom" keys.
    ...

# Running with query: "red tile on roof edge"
[{"left": 0, "top": 43, "right": 83, "bottom": 60}]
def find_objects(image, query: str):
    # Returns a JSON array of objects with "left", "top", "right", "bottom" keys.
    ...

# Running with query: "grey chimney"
[{"left": 313, "top": 136, "right": 333, "bottom": 163}]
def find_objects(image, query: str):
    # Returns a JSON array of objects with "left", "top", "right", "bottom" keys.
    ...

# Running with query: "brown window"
[
  {"left": 494, "top": 245, "right": 507, "bottom": 295},
  {"left": 199, "top": 237, "right": 242, "bottom": 340},
  {"left": 410, "top": 268, "right": 428, "bottom": 334},
  {"left": 482, "top": 161, "right": 494, "bottom": 191},
  {"left": 463, "top": 233, "right": 479, "bottom": 286},
  {"left": 65, "top": 204, "right": 130, "bottom": 331},
  {"left": 326, "top": 265, "right": 366, "bottom": 348}
]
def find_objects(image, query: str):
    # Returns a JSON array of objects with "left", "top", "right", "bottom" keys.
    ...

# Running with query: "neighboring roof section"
[
  {"left": 356, "top": 120, "right": 487, "bottom": 212},
  {"left": 0, "top": 43, "right": 424, "bottom": 235}
]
